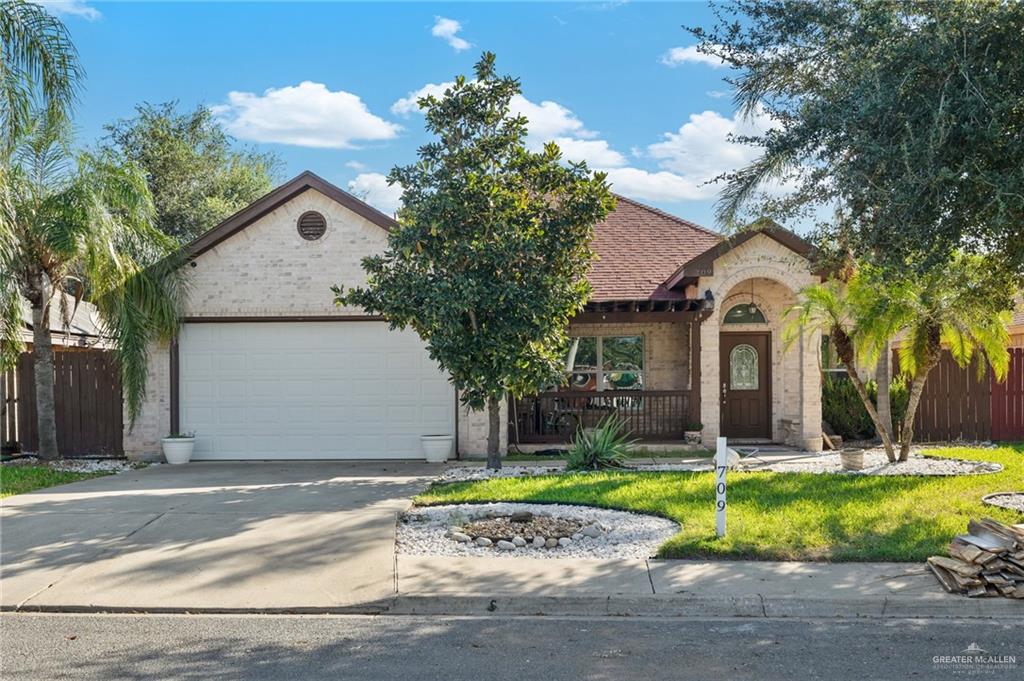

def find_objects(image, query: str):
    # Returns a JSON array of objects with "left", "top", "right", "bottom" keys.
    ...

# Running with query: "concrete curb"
[{"left": 6, "top": 594, "right": 1021, "bottom": 619}]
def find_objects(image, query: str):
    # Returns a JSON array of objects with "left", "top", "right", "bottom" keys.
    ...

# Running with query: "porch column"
[
  {"left": 699, "top": 311, "right": 721, "bottom": 448},
  {"left": 689, "top": 321, "right": 701, "bottom": 426},
  {"left": 797, "top": 326, "right": 824, "bottom": 451}
]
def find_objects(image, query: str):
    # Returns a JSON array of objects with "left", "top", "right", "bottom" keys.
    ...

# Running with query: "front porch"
[{"left": 506, "top": 249, "right": 824, "bottom": 452}]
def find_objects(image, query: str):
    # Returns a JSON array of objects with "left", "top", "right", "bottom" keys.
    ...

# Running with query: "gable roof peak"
[{"left": 185, "top": 170, "right": 398, "bottom": 258}]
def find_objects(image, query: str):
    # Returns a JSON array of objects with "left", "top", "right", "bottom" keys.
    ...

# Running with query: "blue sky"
[{"left": 44, "top": 1, "right": 772, "bottom": 231}]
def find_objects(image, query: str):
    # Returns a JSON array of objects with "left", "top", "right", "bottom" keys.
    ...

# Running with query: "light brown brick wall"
[
  {"left": 697, "top": 234, "right": 822, "bottom": 451},
  {"left": 124, "top": 189, "right": 396, "bottom": 459}
]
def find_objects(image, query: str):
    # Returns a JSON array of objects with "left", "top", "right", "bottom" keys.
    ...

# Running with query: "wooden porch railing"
[{"left": 510, "top": 390, "right": 691, "bottom": 444}]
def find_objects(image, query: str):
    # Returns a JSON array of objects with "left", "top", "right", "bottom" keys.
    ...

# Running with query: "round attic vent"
[{"left": 297, "top": 211, "right": 327, "bottom": 240}]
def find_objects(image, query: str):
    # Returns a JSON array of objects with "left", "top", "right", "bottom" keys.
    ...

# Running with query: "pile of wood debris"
[{"left": 927, "top": 518, "right": 1024, "bottom": 598}]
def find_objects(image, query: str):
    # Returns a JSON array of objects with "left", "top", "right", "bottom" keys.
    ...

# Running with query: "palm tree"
[
  {"left": 784, "top": 274, "right": 899, "bottom": 461},
  {"left": 1, "top": 120, "right": 184, "bottom": 459},
  {"left": 856, "top": 257, "right": 1012, "bottom": 461},
  {"left": 787, "top": 259, "right": 1013, "bottom": 463},
  {"left": 0, "top": 0, "right": 81, "bottom": 150},
  {"left": 1, "top": 0, "right": 82, "bottom": 283}
]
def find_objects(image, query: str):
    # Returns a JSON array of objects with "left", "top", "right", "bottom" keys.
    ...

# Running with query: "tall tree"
[
  {"left": 691, "top": 0, "right": 1024, "bottom": 285},
  {"left": 0, "top": 120, "right": 184, "bottom": 459},
  {"left": 338, "top": 53, "right": 614, "bottom": 469},
  {"left": 0, "top": 0, "right": 82, "bottom": 263},
  {"left": 101, "top": 102, "right": 280, "bottom": 242},
  {"left": 0, "top": 0, "right": 81, "bottom": 153}
]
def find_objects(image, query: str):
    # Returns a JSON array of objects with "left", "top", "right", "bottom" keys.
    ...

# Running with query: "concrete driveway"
[{"left": 1, "top": 461, "right": 439, "bottom": 612}]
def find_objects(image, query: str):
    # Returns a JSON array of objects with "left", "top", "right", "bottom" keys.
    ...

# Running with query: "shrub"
[
  {"left": 822, "top": 374, "right": 909, "bottom": 441},
  {"left": 565, "top": 416, "right": 636, "bottom": 471}
]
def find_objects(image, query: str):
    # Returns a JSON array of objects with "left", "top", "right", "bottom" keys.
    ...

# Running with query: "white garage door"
[{"left": 178, "top": 322, "right": 454, "bottom": 460}]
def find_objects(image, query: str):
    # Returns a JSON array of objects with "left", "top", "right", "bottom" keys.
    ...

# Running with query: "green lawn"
[
  {"left": 0, "top": 466, "right": 112, "bottom": 498},
  {"left": 417, "top": 444, "right": 1024, "bottom": 562}
]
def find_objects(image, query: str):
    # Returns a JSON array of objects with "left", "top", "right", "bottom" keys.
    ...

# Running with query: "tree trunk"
[
  {"left": 833, "top": 329, "right": 896, "bottom": 461},
  {"left": 875, "top": 340, "right": 894, "bottom": 443},
  {"left": 899, "top": 365, "right": 935, "bottom": 462},
  {"left": 485, "top": 395, "right": 502, "bottom": 470},
  {"left": 29, "top": 275, "right": 59, "bottom": 461},
  {"left": 898, "top": 325, "right": 942, "bottom": 462}
]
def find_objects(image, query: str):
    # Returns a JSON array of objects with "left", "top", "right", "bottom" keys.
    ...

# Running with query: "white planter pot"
[
  {"left": 421, "top": 435, "right": 453, "bottom": 463},
  {"left": 162, "top": 438, "right": 195, "bottom": 465}
]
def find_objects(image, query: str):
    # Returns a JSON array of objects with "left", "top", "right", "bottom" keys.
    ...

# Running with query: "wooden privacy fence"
[
  {"left": 896, "top": 348, "right": 1024, "bottom": 443},
  {"left": 1, "top": 350, "right": 123, "bottom": 457},
  {"left": 992, "top": 347, "right": 1024, "bottom": 441}
]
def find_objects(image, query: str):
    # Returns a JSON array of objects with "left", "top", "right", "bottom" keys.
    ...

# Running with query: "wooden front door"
[{"left": 720, "top": 333, "right": 771, "bottom": 439}]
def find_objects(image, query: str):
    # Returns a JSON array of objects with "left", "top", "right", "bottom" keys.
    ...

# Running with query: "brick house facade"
[{"left": 126, "top": 172, "right": 823, "bottom": 461}]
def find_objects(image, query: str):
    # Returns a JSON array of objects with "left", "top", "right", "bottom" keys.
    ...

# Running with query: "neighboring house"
[
  {"left": 125, "top": 171, "right": 824, "bottom": 461},
  {"left": 16, "top": 294, "right": 109, "bottom": 349}
]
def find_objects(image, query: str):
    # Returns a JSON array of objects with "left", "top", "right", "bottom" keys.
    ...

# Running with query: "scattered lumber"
[{"left": 927, "top": 518, "right": 1024, "bottom": 599}]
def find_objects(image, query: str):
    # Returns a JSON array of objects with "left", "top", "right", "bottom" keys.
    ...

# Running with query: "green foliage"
[
  {"left": 100, "top": 101, "right": 281, "bottom": 242},
  {"left": 0, "top": 465, "right": 111, "bottom": 498},
  {"left": 565, "top": 416, "right": 636, "bottom": 471},
  {"left": 338, "top": 53, "right": 614, "bottom": 430},
  {"left": 692, "top": 0, "right": 1024, "bottom": 283},
  {"left": 0, "top": 119, "right": 185, "bottom": 422},
  {"left": 0, "top": 0, "right": 81, "bottom": 154},
  {"left": 419, "top": 444, "right": 1024, "bottom": 562},
  {"left": 823, "top": 375, "right": 907, "bottom": 441}
]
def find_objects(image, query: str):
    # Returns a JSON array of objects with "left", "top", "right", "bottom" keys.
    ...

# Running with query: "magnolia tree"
[{"left": 337, "top": 53, "right": 614, "bottom": 469}]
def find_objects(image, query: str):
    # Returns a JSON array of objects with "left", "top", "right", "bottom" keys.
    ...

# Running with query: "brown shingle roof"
[{"left": 587, "top": 195, "right": 721, "bottom": 301}]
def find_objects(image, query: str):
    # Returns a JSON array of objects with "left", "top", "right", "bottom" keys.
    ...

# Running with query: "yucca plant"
[{"left": 565, "top": 415, "right": 636, "bottom": 471}]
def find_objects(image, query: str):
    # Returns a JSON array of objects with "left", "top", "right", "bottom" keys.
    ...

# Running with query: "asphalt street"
[{"left": 2, "top": 613, "right": 1021, "bottom": 681}]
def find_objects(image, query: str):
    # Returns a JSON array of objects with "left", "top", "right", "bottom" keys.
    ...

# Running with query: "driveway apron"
[{"left": 1, "top": 462, "right": 439, "bottom": 611}]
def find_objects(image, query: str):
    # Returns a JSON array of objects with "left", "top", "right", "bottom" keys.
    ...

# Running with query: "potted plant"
[
  {"left": 161, "top": 432, "right": 196, "bottom": 465},
  {"left": 684, "top": 423, "right": 703, "bottom": 445},
  {"left": 421, "top": 434, "right": 453, "bottom": 463}
]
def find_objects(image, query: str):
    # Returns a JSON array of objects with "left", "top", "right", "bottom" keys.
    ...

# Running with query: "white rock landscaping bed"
[
  {"left": 1, "top": 456, "right": 150, "bottom": 474},
  {"left": 397, "top": 503, "right": 679, "bottom": 559},
  {"left": 744, "top": 451, "right": 1002, "bottom": 476},
  {"left": 439, "top": 450, "right": 1000, "bottom": 481},
  {"left": 982, "top": 493, "right": 1024, "bottom": 513}
]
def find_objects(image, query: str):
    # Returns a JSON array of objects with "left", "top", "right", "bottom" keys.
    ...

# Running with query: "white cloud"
[
  {"left": 511, "top": 95, "right": 594, "bottom": 142},
  {"left": 706, "top": 90, "right": 730, "bottom": 99},
  {"left": 38, "top": 1, "right": 100, "bottom": 20},
  {"left": 345, "top": 160, "right": 367, "bottom": 171},
  {"left": 648, "top": 108, "right": 771, "bottom": 178},
  {"left": 660, "top": 45, "right": 727, "bottom": 69},
  {"left": 553, "top": 137, "right": 627, "bottom": 168},
  {"left": 432, "top": 17, "right": 471, "bottom": 51},
  {"left": 392, "top": 81, "right": 454, "bottom": 117},
  {"left": 392, "top": 83, "right": 594, "bottom": 146},
  {"left": 604, "top": 108, "right": 776, "bottom": 203},
  {"left": 348, "top": 173, "right": 403, "bottom": 215},
  {"left": 602, "top": 168, "right": 709, "bottom": 202},
  {"left": 212, "top": 82, "right": 401, "bottom": 149}
]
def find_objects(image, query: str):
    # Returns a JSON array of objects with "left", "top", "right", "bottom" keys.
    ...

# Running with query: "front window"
[
  {"left": 564, "top": 335, "right": 644, "bottom": 391},
  {"left": 723, "top": 303, "right": 767, "bottom": 324}
]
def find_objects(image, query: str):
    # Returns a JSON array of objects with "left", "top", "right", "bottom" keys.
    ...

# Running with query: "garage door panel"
[{"left": 179, "top": 322, "right": 454, "bottom": 460}]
